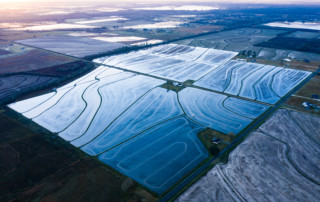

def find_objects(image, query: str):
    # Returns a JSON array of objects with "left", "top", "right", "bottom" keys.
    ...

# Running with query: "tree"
[
  {"left": 252, "top": 51, "right": 257, "bottom": 58},
  {"left": 209, "top": 146, "right": 220, "bottom": 156}
]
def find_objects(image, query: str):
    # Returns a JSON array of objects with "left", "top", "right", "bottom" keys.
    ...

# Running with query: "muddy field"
[
  {"left": 0, "top": 107, "right": 155, "bottom": 202},
  {"left": 177, "top": 109, "right": 320, "bottom": 202},
  {"left": 28, "top": 60, "right": 94, "bottom": 77},
  {"left": 284, "top": 74, "right": 320, "bottom": 115},
  {"left": 0, "top": 60, "right": 95, "bottom": 105},
  {"left": 0, "top": 74, "right": 56, "bottom": 100},
  {"left": 0, "top": 48, "right": 75, "bottom": 75}
]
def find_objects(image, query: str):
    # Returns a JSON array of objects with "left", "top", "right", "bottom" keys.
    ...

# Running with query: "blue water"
[{"left": 98, "top": 116, "right": 208, "bottom": 194}]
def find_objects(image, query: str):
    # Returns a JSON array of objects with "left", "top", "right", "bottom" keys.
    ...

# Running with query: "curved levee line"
[
  {"left": 58, "top": 66, "right": 104, "bottom": 90},
  {"left": 287, "top": 111, "right": 320, "bottom": 147},
  {"left": 221, "top": 97, "right": 255, "bottom": 120},
  {"left": 144, "top": 128, "right": 208, "bottom": 189},
  {"left": 143, "top": 143, "right": 188, "bottom": 187},
  {"left": 224, "top": 63, "right": 263, "bottom": 95},
  {"left": 217, "top": 166, "right": 247, "bottom": 202},
  {"left": 5, "top": 76, "right": 54, "bottom": 97},
  {"left": 195, "top": 61, "right": 239, "bottom": 92},
  {"left": 30, "top": 86, "right": 76, "bottom": 119},
  {"left": 269, "top": 68, "right": 285, "bottom": 98},
  {"left": 117, "top": 124, "right": 187, "bottom": 171},
  {"left": 178, "top": 88, "right": 252, "bottom": 135},
  {"left": 98, "top": 116, "right": 207, "bottom": 193},
  {"left": 33, "top": 81, "right": 96, "bottom": 132},
  {"left": 253, "top": 67, "right": 282, "bottom": 104},
  {"left": 69, "top": 76, "right": 166, "bottom": 145},
  {"left": 58, "top": 72, "right": 132, "bottom": 133},
  {"left": 222, "top": 62, "right": 244, "bottom": 92},
  {"left": 22, "top": 86, "right": 73, "bottom": 119},
  {"left": 82, "top": 89, "right": 183, "bottom": 154},
  {"left": 21, "top": 92, "right": 57, "bottom": 114},
  {"left": 56, "top": 80, "right": 98, "bottom": 133},
  {"left": 251, "top": 66, "right": 277, "bottom": 101},
  {"left": 237, "top": 64, "right": 265, "bottom": 97},
  {"left": 62, "top": 74, "right": 137, "bottom": 139},
  {"left": 272, "top": 69, "right": 311, "bottom": 99},
  {"left": 85, "top": 91, "right": 185, "bottom": 156},
  {"left": 17, "top": 76, "right": 40, "bottom": 89},
  {"left": 259, "top": 131, "right": 320, "bottom": 186},
  {"left": 193, "top": 48, "right": 209, "bottom": 62},
  {"left": 93, "top": 115, "right": 185, "bottom": 156},
  {"left": 0, "top": 75, "right": 27, "bottom": 93},
  {"left": 78, "top": 84, "right": 168, "bottom": 147},
  {"left": 176, "top": 93, "right": 208, "bottom": 129}
]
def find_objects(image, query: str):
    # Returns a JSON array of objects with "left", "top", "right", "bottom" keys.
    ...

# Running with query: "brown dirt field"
[
  {"left": 294, "top": 75, "right": 320, "bottom": 97},
  {"left": 0, "top": 74, "right": 57, "bottom": 100},
  {"left": 0, "top": 107, "right": 155, "bottom": 202},
  {"left": 283, "top": 96, "right": 320, "bottom": 115},
  {"left": 283, "top": 74, "right": 320, "bottom": 115},
  {"left": 177, "top": 109, "right": 320, "bottom": 202},
  {"left": 0, "top": 61, "right": 96, "bottom": 106},
  {"left": 0, "top": 49, "right": 75, "bottom": 75},
  {"left": 28, "top": 60, "right": 94, "bottom": 77},
  {"left": 285, "top": 60, "right": 320, "bottom": 72}
]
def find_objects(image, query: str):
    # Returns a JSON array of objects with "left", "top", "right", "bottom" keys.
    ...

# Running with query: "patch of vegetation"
[
  {"left": 161, "top": 81, "right": 185, "bottom": 93},
  {"left": 197, "top": 128, "right": 236, "bottom": 157},
  {"left": 183, "top": 80, "right": 195, "bottom": 87}
]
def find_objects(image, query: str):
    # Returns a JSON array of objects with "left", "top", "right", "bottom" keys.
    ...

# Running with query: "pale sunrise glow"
[{"left": 1, "top": 0, "right": 320, "bottom": 4}]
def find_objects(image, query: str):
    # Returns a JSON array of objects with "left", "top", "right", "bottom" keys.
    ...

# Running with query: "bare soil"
[
  {"left": 0, "top": 107, "right": 155, "bottom": 202},
  {"left": 0, "top": 49, "right": 75, "bottom": 75},
  {"left": 177, "top": 109, "right": 320, "bottom": 202}
]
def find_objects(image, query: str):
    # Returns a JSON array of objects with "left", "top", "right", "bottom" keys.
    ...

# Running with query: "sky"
[{"left": 1, "top": 0, "right": 320, "bottom": 4}]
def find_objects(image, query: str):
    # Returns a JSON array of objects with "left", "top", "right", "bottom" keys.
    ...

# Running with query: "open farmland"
[
  {"left": 8, "top": 43, "right": 313, "bottom": 194},
  {"left": 0, "top": 42, "right": 96, "bottom": 105},
  {"left": 194, "top": 60, "right": 311, "bottom": 104},
  {"left": 0, "top": 75, "right": 56, "bottom": 100},
  {"left": 16, "top": 35, "right": 126, "bottom": 58},
  {"left": 177, "top": 109, "right": 320, "bottom": 202},
  {"left": 96, "top": 44, "right": 311, "bottom": 105},
  {"left": 1, "top": 2, "right": 320, "bottom": 201},
  {"left": 95, "top": 44, "right": 238, "bottom": 82},
  {"left": 177, "top": 28, "right": 285, "bottom": 54},
  {"left": 9, "top": 56, "right": 273, "bottom": 194},
  {"left": 0, "top": 108, "right": 152, "bottom": 202},
  {"left": 0, "top": 43, "right": 75, "bottom": 75},
  {"left": 284, "top": 74, "right": 320, "bottom": 115},
  {"left": 176, "top": 28, "right": 320, "bottom": 62}
]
